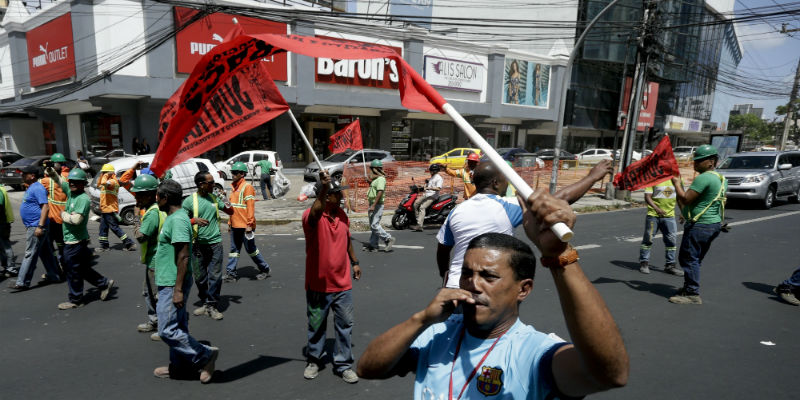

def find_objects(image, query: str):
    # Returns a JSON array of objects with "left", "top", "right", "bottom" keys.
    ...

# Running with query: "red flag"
[
  {"left": 328, "top": 120, "right": 363, "bottom": 153},
  {"left": 150, "top": 34, "right": 447, "bottom": 176},
  {"left": 613, "top": 136, "right": 680, "bottom": 191}
]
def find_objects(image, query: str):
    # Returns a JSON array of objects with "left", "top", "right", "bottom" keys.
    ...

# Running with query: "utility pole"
[{"left": 780, "top": 58, "right": 800, "bottom": 150}]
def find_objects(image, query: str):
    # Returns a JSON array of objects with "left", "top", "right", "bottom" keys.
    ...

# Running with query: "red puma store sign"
[
  {"left": 315, "top": 36, "right": 402, "bottom": 89},
  {"left": 26, "top": 13, "right": 76, "bottom": 87},
  {"left": 173, "top": 7, "right": 287, "bottom": 80}
]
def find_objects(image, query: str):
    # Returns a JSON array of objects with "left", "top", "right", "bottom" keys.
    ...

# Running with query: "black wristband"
[{"left": 350, "top": 260, "right": 359, "bottom": 266}]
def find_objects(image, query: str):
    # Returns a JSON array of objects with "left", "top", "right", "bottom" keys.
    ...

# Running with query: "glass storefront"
[
  {"left": 291, "top": 115, "right": 378, "bottom": 163},
  {"left": 81, "top": 113, "right": 122, "bottom": 156}
]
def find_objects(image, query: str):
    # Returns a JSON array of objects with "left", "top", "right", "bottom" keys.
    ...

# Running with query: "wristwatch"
[{"left": 540, "top": 246, "right": 580, "bottom": 269}]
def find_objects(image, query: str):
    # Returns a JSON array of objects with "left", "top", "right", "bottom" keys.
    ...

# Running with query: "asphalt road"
[{"left": 1, "top": 197, "right": 798, "bottom": 399}]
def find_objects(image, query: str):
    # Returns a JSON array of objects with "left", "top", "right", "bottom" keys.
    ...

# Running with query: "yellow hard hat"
[{"left": 101, "top": 164, "right": 115, "bottom": 173}]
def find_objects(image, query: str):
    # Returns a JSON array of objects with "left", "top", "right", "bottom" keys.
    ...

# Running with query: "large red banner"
[
  {"left": 315, "top": 36, "right": 402, "bottom": 89},
  {"left": 173, "top": 7, "right": 288, "bottom": 79},
  {"left": 613, "top": 136, "right": 680, "bottom": 191},
  {"left": 151, "top": 33, "right": 446, "bottom": 176},
  {"left": 26, "top": 13, "right": 76, "bottom": 87},
  {"left": 618, "top": 77, "right": 659, "bottom": 132},
  {"left": 329, "top": 120, "right": 363, "bottom": 153}
]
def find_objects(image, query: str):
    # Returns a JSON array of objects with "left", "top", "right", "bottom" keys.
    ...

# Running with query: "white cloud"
[{"left": 735, "top": 22, "right": 791, "bottom": 52}]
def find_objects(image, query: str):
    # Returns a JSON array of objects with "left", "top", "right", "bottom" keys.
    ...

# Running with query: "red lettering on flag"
[
  {"left": 328, "top": 120, "right": 363, "bottom": 154},
  {"left": 613, "top": 136, "right": 680, "bottom": 191}
]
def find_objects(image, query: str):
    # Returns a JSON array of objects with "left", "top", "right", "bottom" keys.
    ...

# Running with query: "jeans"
[
  {"left": 306, "top": 290, "right": 354, "bottom": 372},
  {"left": 0, "top": 223, "right": 15, "bottom": 269},
  {"left": 781, "top": 266, "right": 800, "bottom": 289},
  {"left": 16, "top": 226, "right": 61, "bottom": 286},
  {"left": 260, "top": 174, "right": 273, "bottom": 200},
  {"left": 639, "top": 215, "right": 677, "bottom": 265},
  {"left": 414, "top": 195, "right": 436, "bottom": 227},
  {"left": 157, "top": 275, "right": 213, "bottom": 370},
  {"left": 225, "top": 228, "right": 269, "bottom": 276},
  {"left": 64, "top": 241, "right": 109, "bottom": 303},
  {"left": 143, "top": 267, "right": 158, "bottom": 324},
  {"left": 49, "top": 219, "right": 65, "bottom": 268},
  {"left": 193, "top": 242, "right": 224, "bottom": 306},
  {"left": 368, "top": 204, "right": 391, "bottom": 248},
  {"left": 99, "top": 213, "right": 133, "bottom": 248},
  {"left": 678, "top": 222, "right": 721, "bottom": 295}
]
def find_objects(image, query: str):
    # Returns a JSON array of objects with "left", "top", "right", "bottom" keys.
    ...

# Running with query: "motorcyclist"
[{"left": 411, "top": 164, "right": 444, "bottom": 232}]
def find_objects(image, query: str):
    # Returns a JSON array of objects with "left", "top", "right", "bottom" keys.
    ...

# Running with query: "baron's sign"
[
  {"left": 315, "top": 36, "right": 401, "bottom": 89},
  {"left": 423, "top": 55, "right": 483, "bottom": 93},
  {"left": 26, "top": 13, "right": 76, "bottom": 87}
]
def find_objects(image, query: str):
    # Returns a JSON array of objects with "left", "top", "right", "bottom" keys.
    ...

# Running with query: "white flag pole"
[
  {"left": 358, "top": 118, "right": 368, "bottom": 179},
  {"left": 440, "top": 103, "right": 573, "bottom": 241},
  {"left": 286, "top": 109, "right": 324, "bottom": 171}
]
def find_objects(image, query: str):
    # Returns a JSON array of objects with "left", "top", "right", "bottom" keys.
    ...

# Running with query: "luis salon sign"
[{"left": 423, "top": 55, "right": 483, "bottom": 93}]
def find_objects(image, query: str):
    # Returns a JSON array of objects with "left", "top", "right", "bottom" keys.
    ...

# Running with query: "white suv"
[{"left": 215, "top": 151, "right": 282, "bottom": 180}]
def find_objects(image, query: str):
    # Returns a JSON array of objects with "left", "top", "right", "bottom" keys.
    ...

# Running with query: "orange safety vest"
[
  {"left": 98, "top": 174, "right": 120, "bottom": 213},
  {"left": 228, "top": 180, "right": 256, "bottom": 228},
  {"left": 39, "top": 177, "right": 67, "bottom": 224}
]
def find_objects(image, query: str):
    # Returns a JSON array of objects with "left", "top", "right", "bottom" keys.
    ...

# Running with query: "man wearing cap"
[
  {"left": 58, "top": 168, "right": 114, "bottom": 309},
  {"left": 670, "top": 144, "right": 727, "bottom": 305},
  {"left": 9, "top": 166, "right": 61, "bottom": 290},
  {"left": 364, "top": 160, "right": 395, "bottom": 251},
  {"left": 223, "top": 162, "right": 271, "bottom": 282},
  {"left": 131, "top": 174, "right": 165, "bottom": 339},
  {"left": 411, "top": 164, "right": 443, "bottom": 232},
  {"left": 96, "top": 163, "right": 136, "bottom": 252},
  {"left": 185, "top": 171, "right": 233, "bottom": 321},
  {"left": 41, "top": 153, "right": 69, "bottom": 270},
  {"left": 446, "top": 152, "right": 480, "bottom": 200},
  {"left": 256, "top": 157, "right": 274, "bottom": 200},
  {"left": 302, "top": 171, "right": 362, "bottom": 384}
]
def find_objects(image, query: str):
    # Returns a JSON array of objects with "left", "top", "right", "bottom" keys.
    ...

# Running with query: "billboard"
[
  {"left": 26, "top": 13, "right": 76, "bottom": 87},
  {"left": 173, "top": 7, "right": 288, "bottom": 80},
  {"left": 502, "top": 58, "right": 550, "bottom": 107},
  {"left": 315, "top": 36, "right": 402, "bottom": 89},
  {"left": 389, "top": 0, "right": 434, "bottom": 29},
  {"left": 423, "top": 55, "right": 483, "bottom": 93},
  {"left": 619, "top": 77, "right": 659, "bottom": 131}
]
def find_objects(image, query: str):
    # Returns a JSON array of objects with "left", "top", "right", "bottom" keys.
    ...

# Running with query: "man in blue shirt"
[
  {"left": 9, "top": 166, "right": 61, "bottom": 290},
  {"left": 357, "top": 191, "right": 629, "bottom": 399}
]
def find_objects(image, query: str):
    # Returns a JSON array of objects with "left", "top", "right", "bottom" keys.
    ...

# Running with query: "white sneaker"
[
  {"left": 193, "top": 305, "right": 208, "bottom": 316},
  {"left": 340, "top": 369, "right": 358, "bottom": 384},
  {"left": 303, "top": 362, "right": 320, "bottom": 379}
]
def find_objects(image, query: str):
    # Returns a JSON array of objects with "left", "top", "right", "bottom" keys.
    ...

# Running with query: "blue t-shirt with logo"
[
  {"left": 410, "top": 315, "right": 568, "bottom": 400},
  {"left": 20, "top": 181, "right": 48, "bottom": 227}
]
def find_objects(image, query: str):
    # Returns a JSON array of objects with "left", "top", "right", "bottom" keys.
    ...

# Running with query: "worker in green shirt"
[
  {"left": 152, "top": 179, "right": 218, "bottom": 383},
  {"left": 364, "top": 160, "right": 395, "bottom": 252},
  {"left": 183, "top": 171, "right": 233, "bottom": 320},
  {"left": 256, "top": 158, "right": 274, "bottom": 200},
  {"left": 131, "top": 174, "right": 165, "bottom": 340},
  {"left": 670, "top": 144, "right": 727, "bottom": 305},
  {"left": 57, "top": 169, "right": 114, "bottom": 310}
]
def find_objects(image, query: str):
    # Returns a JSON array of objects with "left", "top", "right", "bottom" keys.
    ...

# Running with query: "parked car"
[
  {"left": 614, "top": 149, "right": 643, "bottom": 162},
  {"left": 429, "top": 148, "right": 482, "bottom": 169},
  {"left": 479, "top": 147, "right": 540, "bottom": 164},
  {"left": 717, "top": 151, "right": 800, "bottom": 209},
  {"left": 89, "top": 149, "right": 136, "bottom": 173},
  {"left": 512, "top": 153, "right": 545, "bottom": 168},
  {"left": 673, "top": 146, "right": 697, "bottom": 160},
  {"left": 88, "top": 154, "right": 225, "bottom": 225},
  {"left": 304, "top": 149, "right": 395, "bottom": 182},
  {"left": 532, "top": 149, "right": 577, "bottom": 161},
  {"left": 215, "top": 150, "right": 282, "bottom": 180},
  {"left": 577, "top": 148, "right": 614, "bottom": 163},
  {"left": 0, "top": 155, "right": 76, "bottom": 190},
  {"left": 0, "top": 151, "right": 23, "bottom": 167}
]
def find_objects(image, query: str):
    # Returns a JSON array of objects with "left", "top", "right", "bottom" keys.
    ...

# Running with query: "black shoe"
[
  {"left": 223, "top": 274, "right": 238, "bottom": 283},
  {"left": 8, "top": 283, "right": 29, "bottom": 292}
]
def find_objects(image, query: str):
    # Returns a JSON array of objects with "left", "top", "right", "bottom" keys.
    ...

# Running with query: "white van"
[{"left": 88, "top": 154, "right": 225, "bottom": 225}]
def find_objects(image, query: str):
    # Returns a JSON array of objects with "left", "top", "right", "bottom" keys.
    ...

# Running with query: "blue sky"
[{"left": 711, "top": 0, "right": 800, "bottom": 125}]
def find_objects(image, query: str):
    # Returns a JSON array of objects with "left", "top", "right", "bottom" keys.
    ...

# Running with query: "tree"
[
  {"left": 776, "top": 100, "right": 800, "bottom": 144},
  {"left": 728, "top": 113, "right": 772, "bottom": 143}
]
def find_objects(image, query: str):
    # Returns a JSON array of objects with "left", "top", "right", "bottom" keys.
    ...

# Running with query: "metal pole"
[
  {"left": 550, "top": 0, "right": 625, "bottom": 193},
  {"left": 780, "top": 58, "right": 800, "bottom": 150},
  {"left": 286, "top": 109, "right": 324, "bottom": 171},
  {"left": 625, "top": 55, "right": 648, "bottom": 168}
]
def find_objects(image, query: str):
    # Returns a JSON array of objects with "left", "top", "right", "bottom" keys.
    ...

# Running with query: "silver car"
[
  {"left": 303, "top": 149, "right": 395, "bottom": 182},
  {"left": 717, "top": 151, "right": 800, "bottom": 209}
]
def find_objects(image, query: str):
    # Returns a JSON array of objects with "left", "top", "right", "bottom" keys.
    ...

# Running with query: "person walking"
[
  {"left": 41, "top": 154, "right": 69, "bottom": 270},
  {"left": 638, "top": 179, "right": 683, "bottom": 275},
  {"left": 152, "top": 179, "right": 218, "bottom": 383},
  {"left": 410, "top": 164, "right": 443, "bottom": 232},
  {"left": 364, "top": 160, "right": 395, "bottom": 252},
  {"left": 9, "top": 166, "right": 61, "bottom": 290},
  {"left": 58, "top": 168, "right": 114, "bottom": 310},
  {"left": 0, "top": 182, "right": 16, "bottom": 277},
  {"left": 223, "top": 162, "right": 271, "bottom": 282},
  {"left": 445, "top": 152, "right": 480, "bottom": 200},
  {"left": 669, "top": 144, "right": 727, "bottom": 305},
  {"left": 185, "top": 171, "right": 233, "bottom": 320},
  {"left": 774, "top": 266, "right": 800, "bottom": 306},
  {"left": 302, "top": 171, "right": 362, "bottom": 384},
  {"left": 96, "top": 164, "right": 136, "bottom": 252},
  {"left": 256, "top": 157, "right": 274, "bottom": 200},
  {"left": 131, "top": 174, "right": 165, "bottom": 340}
]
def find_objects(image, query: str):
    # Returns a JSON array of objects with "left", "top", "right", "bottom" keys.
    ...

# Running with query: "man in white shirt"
[{"left": 412, "top": 164, "right": 444, "bottom": 232}]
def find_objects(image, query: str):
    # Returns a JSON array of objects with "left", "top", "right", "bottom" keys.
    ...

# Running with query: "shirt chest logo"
[{"left": 476, "top": 366, "right": 503, "bottom": 396}]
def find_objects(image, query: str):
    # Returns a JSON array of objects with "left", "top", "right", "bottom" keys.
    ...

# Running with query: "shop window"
[
  {"left": 81, "top": 113, "right": 122, "bottom": 156},
  {"left": 43, "top": 122, "right": 56, "bottom": 154}
]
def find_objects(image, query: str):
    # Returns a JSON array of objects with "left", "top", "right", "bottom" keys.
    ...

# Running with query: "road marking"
[
  {"left": 573, "top": 244, "right": 601, "bottom": 250},
  {"left": 623, "top": 211, "right": 800, "bottom": 242},
  {"left": 391, "top": 245, "right": 425, "bottom": 250},
  {"left": 296, "top": 237, "right": 305, "bottom": 241}
]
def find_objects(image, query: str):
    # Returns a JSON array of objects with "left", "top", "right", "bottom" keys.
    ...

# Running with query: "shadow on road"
[
  {"left": 592, "top": 276, "right": 678, "bottom": 299},
  {"left": 741, "top": 281, "right": 786, "bottom": 304},
  {"left": 610, "top": 260, "right": 639, "bottom": 271},
  {"left": 215, "top": 355, "right": 299, "bottom": 383}
]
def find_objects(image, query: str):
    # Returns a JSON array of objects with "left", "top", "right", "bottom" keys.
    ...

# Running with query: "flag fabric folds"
[
  {"left": 613, "top": 136, "right": 681, "bottom": 191},
  {"left": 329, "top": 120, "right": 363, "bottom": 154}
]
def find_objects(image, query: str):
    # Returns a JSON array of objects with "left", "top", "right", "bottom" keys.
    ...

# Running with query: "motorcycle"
[{"left": 391, "top": 179, "right": 457, "bottom": 230}]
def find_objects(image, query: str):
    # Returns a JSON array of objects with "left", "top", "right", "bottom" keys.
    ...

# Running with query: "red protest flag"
[
  {"left": 613, "top": 136, "right": 680, "bottom": 191},
  {"left": 150, "top": 33, "right": 448, "bottom": 176},
  {"left": 328, "top": 120, "right": 363, "bottom": 153}
]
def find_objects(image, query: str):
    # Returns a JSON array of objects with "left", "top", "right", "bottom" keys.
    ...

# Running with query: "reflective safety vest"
[
  {"left": 0, "top": 186, "right": 14, "bottom": 223},
  {"left": 40, "top": 177, "right": 67, "bottom": 223},
  {"left": 688, "top": 171, "right": 727, "bottom": 223},
  {"left": 192, "top": 192, "right": 219, "bottom": 240},
  {"left": 140, "top": 203, "right": 166, "bottom": 264},
  {"left": 229, "top": 181, "right": 256, "bottom": 228},
  {"left": 99, "top": 174, "right": 120, "bottom": 213}
]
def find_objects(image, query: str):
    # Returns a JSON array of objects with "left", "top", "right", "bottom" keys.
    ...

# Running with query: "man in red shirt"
[{"left": 302, "top": 171, "right": 362, "bottom": 384}]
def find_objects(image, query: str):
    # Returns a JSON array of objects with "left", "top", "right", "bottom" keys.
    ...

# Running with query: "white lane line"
[
  {"left": 391, "top": 245, "right": 425, "bottom": 250},
  {"left": 296, "top": 237, "right": 305, "bottom": 241},
  {"left": 623, "top": 211, "right": 800, "bottom": 242},
  {"left": 573, "top": 244, "right": 601, "bottom": 250}
]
